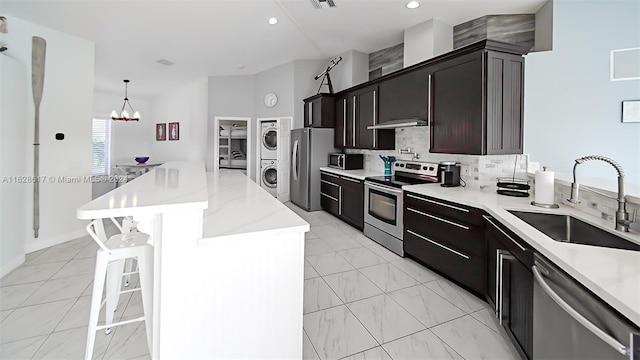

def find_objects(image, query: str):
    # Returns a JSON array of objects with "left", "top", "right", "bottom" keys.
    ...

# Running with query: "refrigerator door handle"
[{"left": 292, "top": 140, "right": 299, "bottom": 181}]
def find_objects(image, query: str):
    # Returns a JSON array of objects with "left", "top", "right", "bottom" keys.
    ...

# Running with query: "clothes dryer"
[
  {"left": 260, "top": 121, "right": 278, "bottom": 160},
  {"left": 260, "top": 159, "right": 277, "bottom": 197}
]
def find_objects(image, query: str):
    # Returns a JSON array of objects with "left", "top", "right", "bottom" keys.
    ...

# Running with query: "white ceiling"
[{"left": 2, "top": 0, "right": 546, "bottom": 99}]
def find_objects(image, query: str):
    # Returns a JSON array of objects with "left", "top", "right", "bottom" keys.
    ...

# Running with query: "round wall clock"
[{"left": 264, "top": 93, "right": 278, "bottom": 108}]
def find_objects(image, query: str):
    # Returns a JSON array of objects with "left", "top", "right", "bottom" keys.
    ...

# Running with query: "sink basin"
[{"left": 508, "top": 211, "right": 640, "bottom": 251}]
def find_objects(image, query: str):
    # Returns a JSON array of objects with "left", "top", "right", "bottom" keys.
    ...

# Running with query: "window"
[{"left": 92, "top": 118, "right": 111, "bottom": 176}]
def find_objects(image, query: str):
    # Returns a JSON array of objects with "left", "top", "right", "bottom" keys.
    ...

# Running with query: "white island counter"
[{"left": 78, "top": 162, "right": 309, "bottom": 359}]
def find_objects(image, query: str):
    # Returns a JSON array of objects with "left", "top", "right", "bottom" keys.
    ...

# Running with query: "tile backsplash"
[{"left": 344, "top": 127, "right": 528, "bottom": 190}]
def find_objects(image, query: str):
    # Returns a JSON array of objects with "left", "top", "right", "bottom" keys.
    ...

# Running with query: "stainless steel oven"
[
  {"left": 363, "top": 160, "right": 440, "bottom": 256},
  {"left": 364, "top": 181, "right": 404, "bottom": 254}
]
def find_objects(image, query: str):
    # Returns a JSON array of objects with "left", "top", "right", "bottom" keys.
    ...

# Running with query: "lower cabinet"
[
  {"left": 320, "top": 171, "right": 364, "bottom": 230},
  {"left": 485, "top": 215, "right": 533, "bottom": 360},
  {"left": 403, "top": 192, "right": 486, "bottom": 295}
]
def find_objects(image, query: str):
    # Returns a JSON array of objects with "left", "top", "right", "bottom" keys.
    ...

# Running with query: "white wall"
[
  {"left": 524, "top": 0, "right": 640, "bottom": 187},
  {"left": 404, "top": 19, "right": 453, "bottom": 67},
  {"left": 149, "top": 77, "right": 209, "bottom": 163},
  {"left": 293, "top": 59, "right": 328, "bottom": 129},
  {"left": 93, "top": 91, "right": 153, "bottom": 165},
  {"left": 0, "top": 55, "right": 28, "bottom": 276},
  {"left": 1, "top": 15, "right": 94, "bottom": 254},
  {"left": 327, "top": 50, "right": 368, "bottom": 93},
  {"left": 207, "top": 75, "right": 255, "bottom": 174}
]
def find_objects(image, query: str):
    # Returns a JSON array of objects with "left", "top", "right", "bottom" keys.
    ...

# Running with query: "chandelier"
[{"left": 111, "top": 79, "right": 140, "bottom": 121}]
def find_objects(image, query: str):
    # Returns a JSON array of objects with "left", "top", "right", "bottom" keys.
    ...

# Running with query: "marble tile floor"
[
  {"left": 1, "top": 204, "right": 519, "bottom": 360},
  {"left": 286, "top": 202, "right": 521, "bottom": 360}
]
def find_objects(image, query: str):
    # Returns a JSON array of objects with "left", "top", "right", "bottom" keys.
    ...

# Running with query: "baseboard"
[
  {"left": 25, "top": 228, "right": 88, "bottom": 253},
  {"left": 0, "top": 254, "right": 26, "bottom": 278}
]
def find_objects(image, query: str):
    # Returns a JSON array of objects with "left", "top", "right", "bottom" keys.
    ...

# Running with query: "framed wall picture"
[
  {"left": 168, "top": 122, "right": 180, "bottom": 140},
  {"left": 156, "top": 123, "right": 166, "bottom": 141}
]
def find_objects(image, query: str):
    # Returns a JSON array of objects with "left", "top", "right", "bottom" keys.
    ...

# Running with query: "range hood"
[{"left": 367, "top": 118, "right": 429, "bottom": 130}]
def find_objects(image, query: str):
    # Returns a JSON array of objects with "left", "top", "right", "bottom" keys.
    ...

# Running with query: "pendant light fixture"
[{"left": 111, "top": 79, "right": 140, "bottom": 121}]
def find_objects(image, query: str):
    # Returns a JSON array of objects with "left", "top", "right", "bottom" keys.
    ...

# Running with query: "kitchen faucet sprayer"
[{"left": 567, "top": 155, "right": 637, "bottom": 232}]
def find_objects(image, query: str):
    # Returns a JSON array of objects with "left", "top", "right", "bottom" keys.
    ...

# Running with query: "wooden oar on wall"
[{"left": 32, "top": 36, "right": 46, "bottom": 238}]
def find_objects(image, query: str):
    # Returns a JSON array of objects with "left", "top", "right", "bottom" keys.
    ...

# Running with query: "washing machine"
[
  {"left": 260, "top": 159, "right": 278, "bottom": 197},
  {"left": 261, "top": 121, "right": 278, "bottom": 160}
]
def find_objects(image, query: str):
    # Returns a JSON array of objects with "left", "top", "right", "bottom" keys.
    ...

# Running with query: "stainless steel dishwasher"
[{"left": 532, "top": 254, "right": 639, "bottom": 359}]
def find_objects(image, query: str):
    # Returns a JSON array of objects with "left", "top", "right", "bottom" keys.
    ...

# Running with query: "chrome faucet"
[
  {"left": 567, "top": 155, "right": 638, "bottom": 232},
  {"left": 399, "top": 148, "right": 420, "bottom": 160}
]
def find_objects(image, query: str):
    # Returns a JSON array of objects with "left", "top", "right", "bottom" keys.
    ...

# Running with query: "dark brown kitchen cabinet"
[
  {"left": 303, "top": 94, "right": 335, "bottom": 128},
  {"left": 334, "top": 86, "right": 394, "bottom": 150},
  {"left": 320, "top": 171, "right": 364, "bottom": 230},
  {"left": 339, "top": 175, "right": 364, "bottom": 229},
  {"left": 334, "top": 95, "right": 351, "bottom": 148},
  {"left": 485, "top": 215, "right": 533, "bottom": 360},
  {"left": 403, "top": 192, "right": 486, "bottom": 295},
  {"left": 429, "top": 47, "right": 525, "bottom": 155},
  {"left": 378, "top": 66, "right": 431, "bottom": 124}
]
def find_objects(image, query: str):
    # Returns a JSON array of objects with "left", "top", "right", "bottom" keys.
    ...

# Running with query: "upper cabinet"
[
  {"left": 378, "top": 67, "right": 431, "bottom": 124},
  {"left": 335, "top": 86, "right": 394, "bottom": 150},
  {"left": 303, "top": 93, "right": 335, "bottom": 128},
  {"left": 429, "top": 48, "right": 525, "bottom": 155},
  {"left": 331, "top": 40, "right": 528, "bottom": 155}
]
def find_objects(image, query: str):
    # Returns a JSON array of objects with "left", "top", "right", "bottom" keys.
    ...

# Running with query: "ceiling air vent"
[
  {"left": 310, "top": 0, "right": 336, "bottom": 9},
  {"left": 156, "top": 59, "right": 175, "bottom": 66}
]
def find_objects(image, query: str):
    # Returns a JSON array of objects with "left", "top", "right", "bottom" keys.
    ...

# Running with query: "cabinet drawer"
[
  {"left": 405, "top": 207, "right": 485, "bottom": 256},
  {"left": 321, "top": 192, "right": 340, "bottom": 216},
  {"left": 405, "top": 229, "right": 486, "bottom": 294},
  {"left": 320, "top": 179, "right": 340, "bottom": 199},
  {"left": 405, "top": 192, "right": 484, "bottom": 226}
]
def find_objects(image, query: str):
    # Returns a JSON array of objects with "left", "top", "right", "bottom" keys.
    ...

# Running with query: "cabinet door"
[
  {"left": 356, "top": 86, "right": 378, "bottom": 149},
  {"left": 429, "top": 52, "right": 484, "bottom": 154},
  {"left": 335, "top": 96, "right": 347, "bottom": 148},
  {"left": 339, "top": 176, "right": 364, "bottom": 230},
  {"left": 378, "top": 67, "right": 431, "bottom": 123},
  {"left": 485, "top": 51, "right": 524, "bottom": 155},
  {"left": 486, "top": 217, "right": 533, "bottom": 360},
  {"left": 501, "top": 253, "right": 533, "bottom": 360}
]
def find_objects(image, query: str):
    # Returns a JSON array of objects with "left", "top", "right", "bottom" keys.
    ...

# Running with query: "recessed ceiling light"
[
  {"left": 237, "top": 64, "right": 245, "bottom": 70},
  {"left": 268, "top": 17, "right": 278, "bottom": 25},
  {"left": 406, "top": 1, "right": 420, "bottom": 9}
]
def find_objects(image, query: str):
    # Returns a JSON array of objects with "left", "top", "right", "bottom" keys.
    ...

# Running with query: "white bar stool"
[{"left": 85, "top": 218, "right": 154, "bottom": 360}]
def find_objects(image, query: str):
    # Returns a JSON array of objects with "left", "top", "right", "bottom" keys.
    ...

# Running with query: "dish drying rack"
[{"left": 496, "top": 177, "right": 531, "bottom": 197}]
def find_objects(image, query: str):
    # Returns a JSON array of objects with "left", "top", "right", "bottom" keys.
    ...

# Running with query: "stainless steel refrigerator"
[{"left": 290, "top": 128, "right": 336, "bottom": 211}]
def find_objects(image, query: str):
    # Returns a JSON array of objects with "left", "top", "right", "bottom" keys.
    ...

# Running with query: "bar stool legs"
[{"left": 84, "top": 220, "right": 153, "bottom": 360}]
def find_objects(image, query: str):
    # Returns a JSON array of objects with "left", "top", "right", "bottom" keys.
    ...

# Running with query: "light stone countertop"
[
  {"left": 200, "top": 169, "right": 309, "bottom": 244},
  {"left": 78, "top": 161, "right": 209, "bottom": 219},
  {"left": 402, "top": 183, "right": 640, "bottom": 326},
  {"left": 319, "top": 167, "right": 385, "bottom": 180}
]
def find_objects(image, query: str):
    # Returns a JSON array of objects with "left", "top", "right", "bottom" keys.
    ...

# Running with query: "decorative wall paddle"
[{"left": 32, "top": 36, "right": 46, "bottom": 238}]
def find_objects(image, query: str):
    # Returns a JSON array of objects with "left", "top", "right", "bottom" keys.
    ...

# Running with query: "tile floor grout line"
[
  {"left": 303, "top": 328, "right": 322, "bottom": 360},
  {"left": 427, "top": 325, "right": 470, "bottom": 360}
]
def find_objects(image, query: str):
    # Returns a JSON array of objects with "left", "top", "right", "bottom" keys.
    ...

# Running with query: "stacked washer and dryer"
[{"left": 260, "top": 121, "right": 278, "bottom": 197}]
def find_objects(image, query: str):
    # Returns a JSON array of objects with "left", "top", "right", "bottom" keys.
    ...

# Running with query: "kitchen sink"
[{"left": 508, "top": 211, "right": 640, "bottom": 251}]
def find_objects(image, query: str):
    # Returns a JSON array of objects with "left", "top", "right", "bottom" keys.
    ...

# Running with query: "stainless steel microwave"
[{"left": 328, "top": 153, "right": 364, "bottom": 170}]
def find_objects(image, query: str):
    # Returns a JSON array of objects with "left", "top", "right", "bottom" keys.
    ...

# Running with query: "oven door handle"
[
  {"left": 366, "top": 182, "right": 403, "bottom": 195},
  {"left": 532, "top": 265, "right": 630, "bottom": 357}
]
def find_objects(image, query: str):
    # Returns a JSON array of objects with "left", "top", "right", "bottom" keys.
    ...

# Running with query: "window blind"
[{"left": 92, "top": 118, "right": 111, "bottom": 176}]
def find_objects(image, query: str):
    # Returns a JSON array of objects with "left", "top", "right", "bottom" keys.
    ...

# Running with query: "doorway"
[{"left": 212, "top": 116, "right": 252, "bottom": 176}]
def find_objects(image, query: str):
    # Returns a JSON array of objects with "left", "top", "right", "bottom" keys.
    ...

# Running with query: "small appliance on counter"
[
  {"left": 328, "top": 153, "right": 363, "bottom": 170},
  {"left": 439, "top": 161, "right": 461, "bottom": 187}
]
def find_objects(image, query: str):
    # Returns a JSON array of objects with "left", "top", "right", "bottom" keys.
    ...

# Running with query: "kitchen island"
[{"left": 77, "top": 162, "right": 309, "bottom": 358}]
